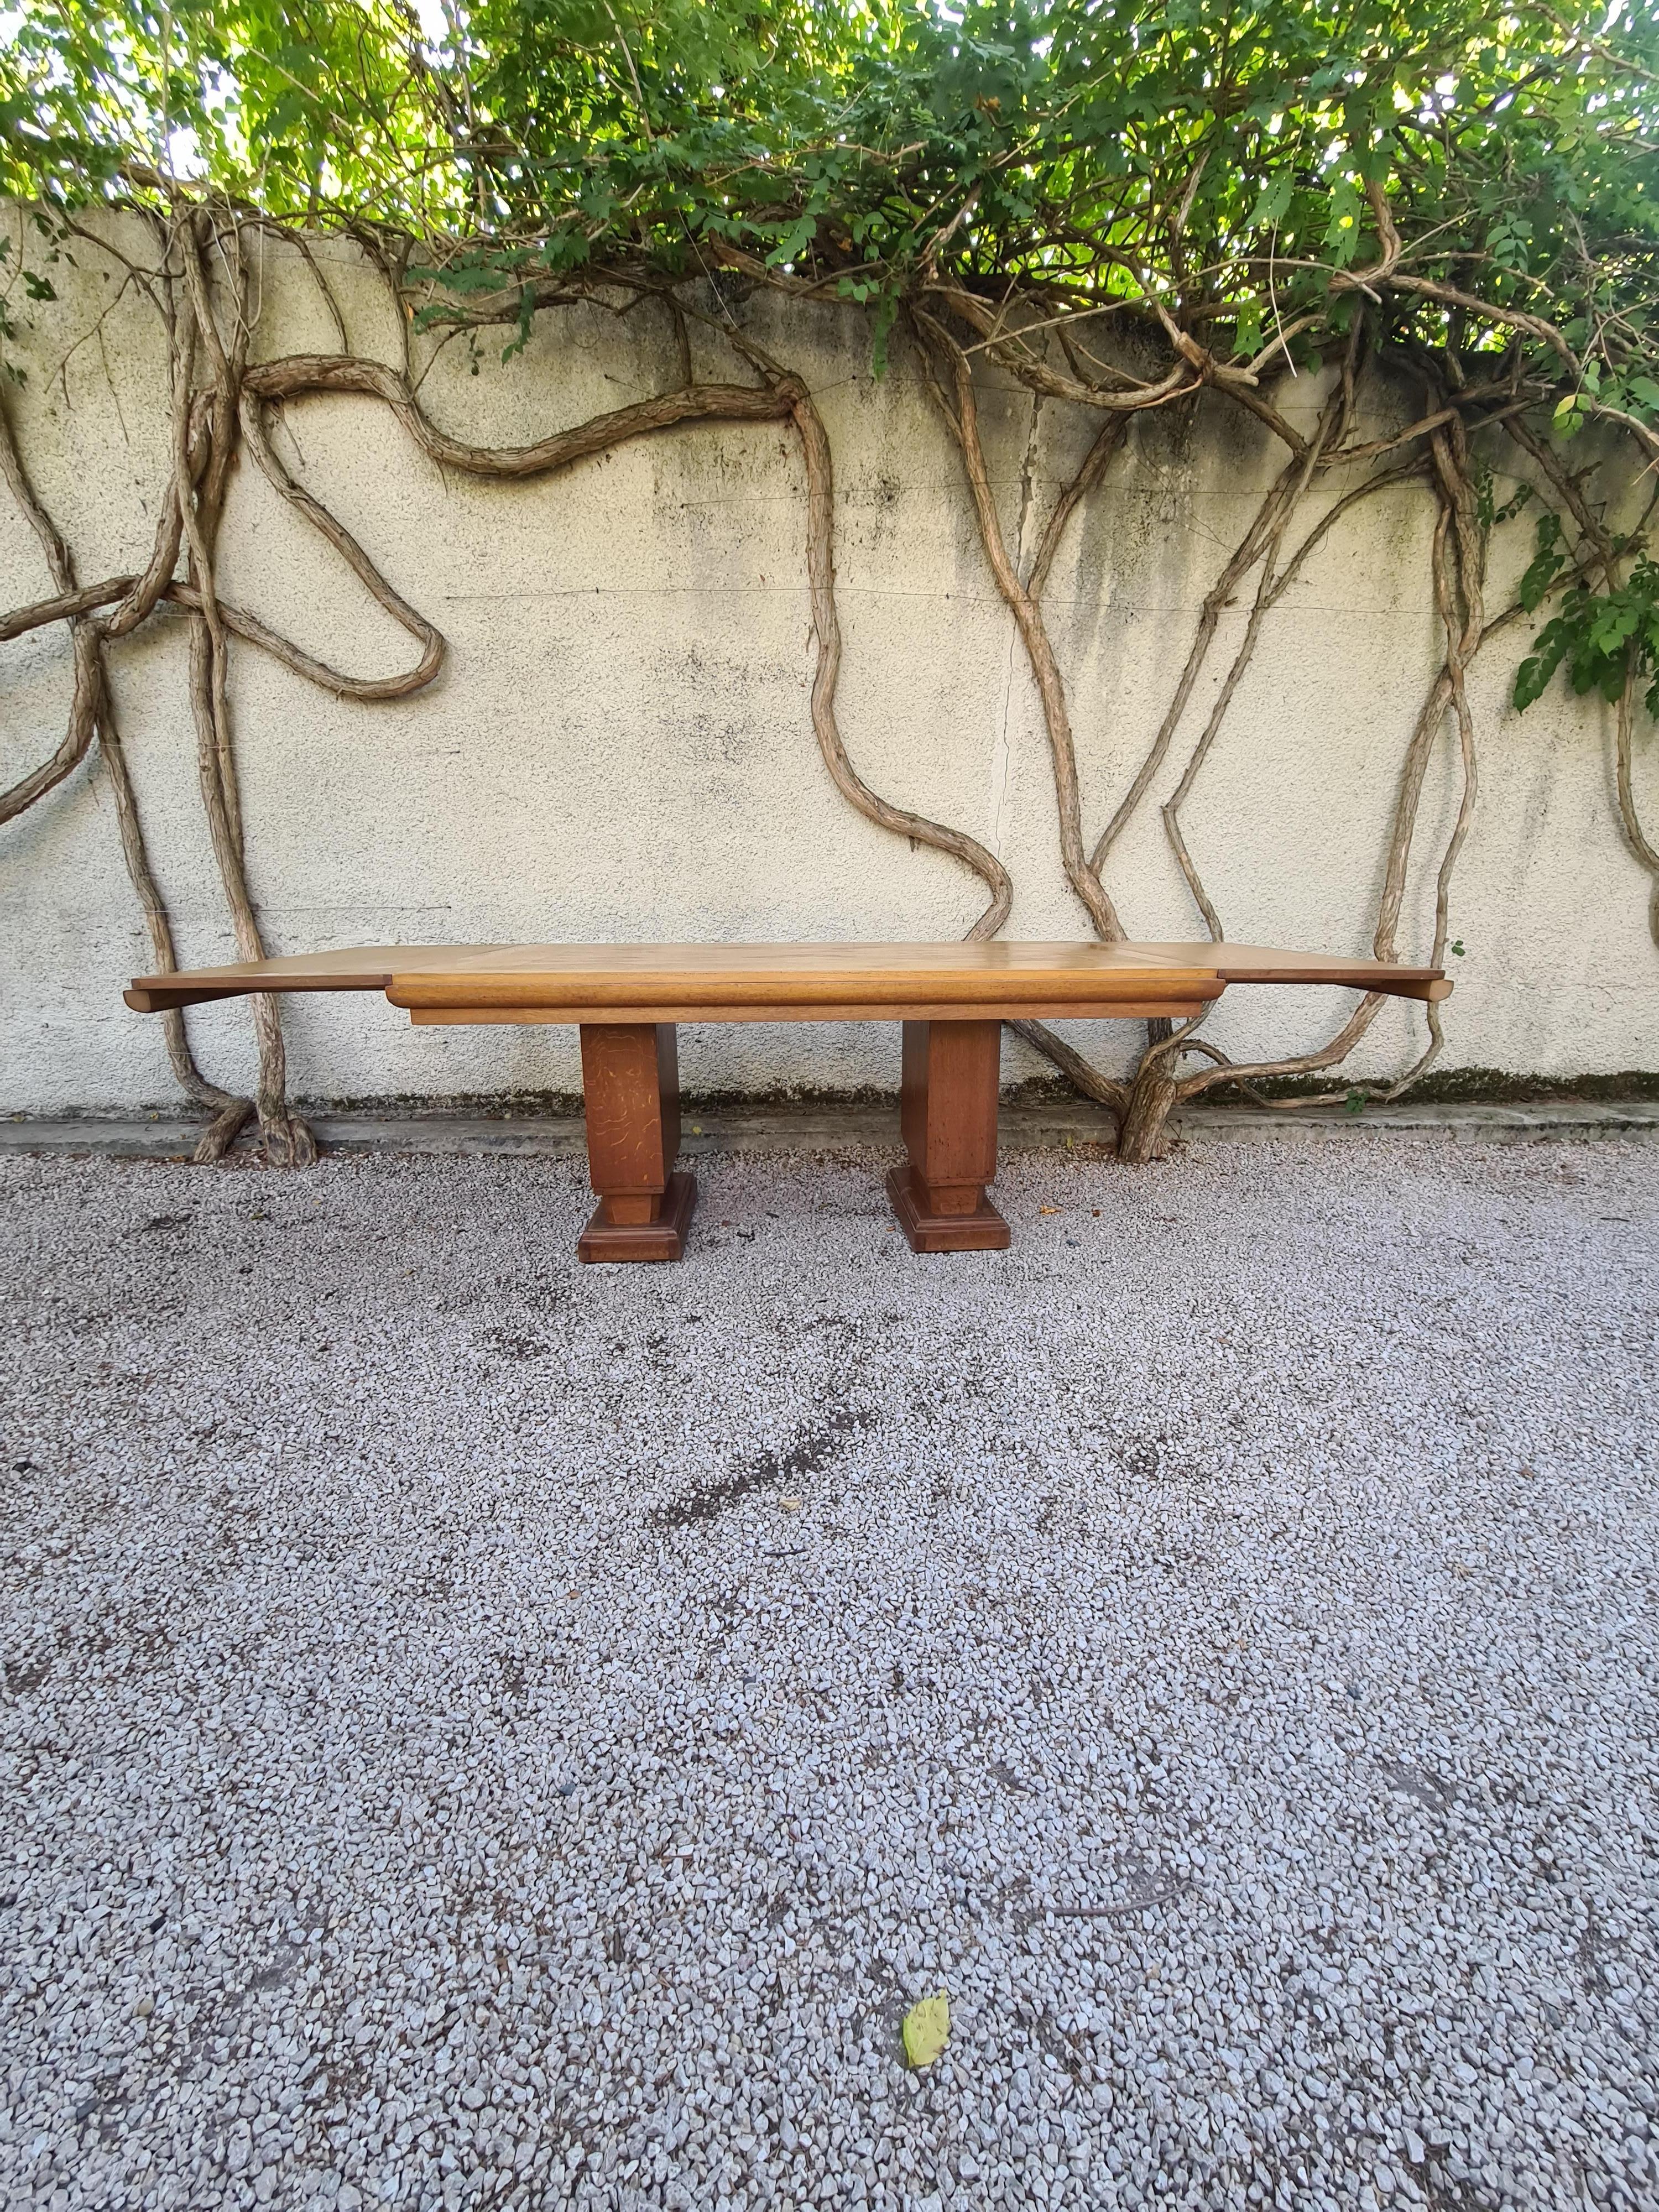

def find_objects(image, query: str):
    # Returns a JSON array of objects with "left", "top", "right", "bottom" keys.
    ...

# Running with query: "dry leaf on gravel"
[{"left": 902, "top": 1993, "right": 950, "bottom": 2069}]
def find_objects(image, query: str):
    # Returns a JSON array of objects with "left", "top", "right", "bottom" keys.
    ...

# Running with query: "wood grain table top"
[{"left": 124, "top": 941, "right": 1451, "bottom": 1023}]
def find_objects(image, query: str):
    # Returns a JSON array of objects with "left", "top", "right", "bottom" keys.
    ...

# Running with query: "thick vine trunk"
[{"left": 1115, "top": 1058, "right": 1182, "bottom": 1164}]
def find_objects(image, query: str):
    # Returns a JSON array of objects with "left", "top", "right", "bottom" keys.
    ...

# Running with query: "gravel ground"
[{"left": 2, "top": 1134, "right": 1657, "bottom": 2212}]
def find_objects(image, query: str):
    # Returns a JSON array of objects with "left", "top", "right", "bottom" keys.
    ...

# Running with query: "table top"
[{"left": 125, "top": 940, "right": 1451, "bottom": 1021}]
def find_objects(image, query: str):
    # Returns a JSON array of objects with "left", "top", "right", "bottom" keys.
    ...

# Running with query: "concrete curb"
[{"left": 3, "top": 1097, "right": 1656, "bottom": 1160}]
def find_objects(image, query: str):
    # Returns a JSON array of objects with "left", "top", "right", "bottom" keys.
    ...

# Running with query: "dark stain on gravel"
[
  {"left": 1378, "top": 1759, "right": 1460, "bottom": 1815},
  {"left": 648, "top": 1402, "right": 861, "bottom": 1528}
]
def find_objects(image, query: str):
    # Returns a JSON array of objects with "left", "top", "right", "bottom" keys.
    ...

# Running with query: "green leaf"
[
  {"left": 1552, "top": 390, "right": 1594, "bottom": 442},
  {"left": 902, "top": 1993, "right": 950, "bottom": 2068},
  {"left": 1514, "top": 648, "right": 1559, "bottom": 713},
  {"left": 1245, "top": 171, "right": 1294, "bottom": 234},
  {"left": 1323, "top": 175, "right": 1362, "bottom": 270},
  {"left": 1517, "top": 514, "right": 1564, "bottom": 614}
]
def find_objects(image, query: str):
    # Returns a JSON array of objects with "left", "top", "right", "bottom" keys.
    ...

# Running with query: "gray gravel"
[{"left": 2, "top": 1133, "right": 1657, "bottom": 2212}]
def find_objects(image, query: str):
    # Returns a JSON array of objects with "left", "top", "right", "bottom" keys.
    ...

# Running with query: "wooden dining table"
[{"left": 126, "top": 941, "right": 1450, "bottom": 1260}]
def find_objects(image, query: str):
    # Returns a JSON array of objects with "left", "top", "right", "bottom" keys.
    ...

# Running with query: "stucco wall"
[{"left": 2, "top": 217, "right": 1655, "bottom": 1114}]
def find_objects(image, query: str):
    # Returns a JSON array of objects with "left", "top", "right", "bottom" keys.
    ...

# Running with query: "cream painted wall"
[{"left": 2, "top": 216, "right": 1655, "bottom": 1113}]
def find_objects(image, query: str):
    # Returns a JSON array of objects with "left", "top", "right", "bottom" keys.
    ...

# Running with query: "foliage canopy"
[{"left": 4, "top": 2, "right": 1658, "bottom": 397}]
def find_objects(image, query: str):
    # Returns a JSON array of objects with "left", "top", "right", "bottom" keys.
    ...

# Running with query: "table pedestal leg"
[
  {"left": 885, "top": 1019, "right": 1011, "bottom": 1253},
  {"left": 576, "top": 1022, "right": 697, "bottom": 1262}
]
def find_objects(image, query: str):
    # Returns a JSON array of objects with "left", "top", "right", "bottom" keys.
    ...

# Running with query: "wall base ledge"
[{"left": 3, "top": 1095, "right": 1657, "bottom": 1161}]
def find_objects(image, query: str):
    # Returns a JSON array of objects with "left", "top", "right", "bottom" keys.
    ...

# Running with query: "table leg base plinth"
[
  {"left": 578, "top": 1170, "right": 697, "bottom": 1262},
  {"left": 885, "top": 1165, "right": 1010, "bottom": 1254}
]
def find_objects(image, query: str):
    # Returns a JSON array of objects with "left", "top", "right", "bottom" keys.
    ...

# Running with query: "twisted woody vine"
[{"left": 2, "top": 0, "right": 1657, "bottom": 1165}]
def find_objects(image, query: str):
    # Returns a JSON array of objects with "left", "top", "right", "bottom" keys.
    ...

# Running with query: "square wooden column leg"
[
  {"left": 576, "top": 1022, "right": 697, "bottom": 1262},
  {"left": 885, "top": 1019, "right": 1011, "bottom": 1253}
]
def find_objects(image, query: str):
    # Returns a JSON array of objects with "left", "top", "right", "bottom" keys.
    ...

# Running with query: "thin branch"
[
  {"left": 786, "top": 378, "right": 1013, "bottom": 936},
  {"left": 914, "top": 306, "right": 1122, "bottom": 940}
]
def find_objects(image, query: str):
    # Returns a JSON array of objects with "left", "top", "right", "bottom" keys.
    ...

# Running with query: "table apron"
[{"left": 400, "top": 995, "right": 1223, "bottom": 1026}]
